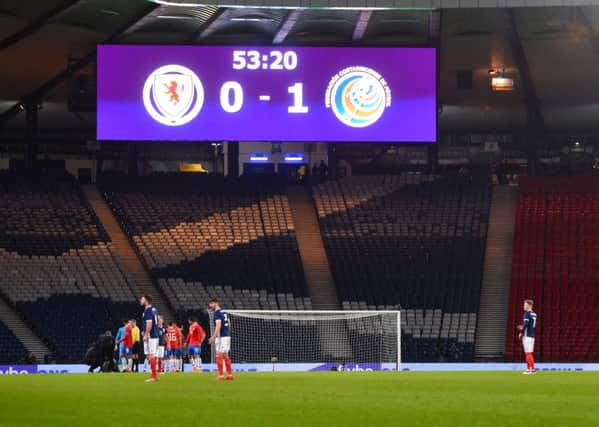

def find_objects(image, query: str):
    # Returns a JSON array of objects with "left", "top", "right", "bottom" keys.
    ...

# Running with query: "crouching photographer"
[{"left": 84, "top": 331, "right": 117, "bottom": 373}]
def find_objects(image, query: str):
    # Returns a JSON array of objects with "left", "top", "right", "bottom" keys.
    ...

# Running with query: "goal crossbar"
[{"left": 227, "top": 310, "right": 401, "bottom": 314}]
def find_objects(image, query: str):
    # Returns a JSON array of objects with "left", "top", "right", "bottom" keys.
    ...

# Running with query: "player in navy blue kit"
[
  {"left": 208, "top": 298, "right": 233, "bottom": 381},
  {"left": 518, "top": 299, "right": 537, "bottom": 375},
  {"left": 157, "top": 315, "right": 167, "bottom": 373},
  {"left": 140, "top": 294, "right": 160, "bottom": 382}
]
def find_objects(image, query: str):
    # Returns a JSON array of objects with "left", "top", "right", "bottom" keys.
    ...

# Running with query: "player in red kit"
[
  {"left": 115, "top": 319, "right": 133, "bottom": 372},
  {"left": 165, "top": 321, "right": 183, "bottom": 372},
  {"left": 175, "top": 323, "right": 184, "bottom": 372},
  {"left": 186, "top": 317, "right": 206, "bottom": 373}
]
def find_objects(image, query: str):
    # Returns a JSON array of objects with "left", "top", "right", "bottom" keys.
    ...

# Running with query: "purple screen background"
[{"left": 97, "top": 45, "right": 436, "bottom": 142}]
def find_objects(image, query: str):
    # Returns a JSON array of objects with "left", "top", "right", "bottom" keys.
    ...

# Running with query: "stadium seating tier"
[
  {"left": 0, "top": 172, "right": 140, "bottom": 362},
  {"left": 506, "top": 176, "right": 599, "bottom": 362},
  {"left": 313, "top": 175, "right": 492, "bottom": 362},
  {"left": 99, "top": 173, "right": 311, "bottom": 313},
  {"left": 0, "top": 320, "right": 28, "bottom": 364}
]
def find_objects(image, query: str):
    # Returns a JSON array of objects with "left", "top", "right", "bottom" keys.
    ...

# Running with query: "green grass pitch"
[{"left": 0, "top": 372, "right": 598, "bottom": 426}]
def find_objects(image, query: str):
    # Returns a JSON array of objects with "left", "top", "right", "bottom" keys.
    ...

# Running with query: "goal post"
[{"left": 208, "top": 310, "right": 401, "bottom": 371}]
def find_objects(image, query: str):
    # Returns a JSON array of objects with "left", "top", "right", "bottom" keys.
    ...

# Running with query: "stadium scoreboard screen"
[{"left": 97, "top": 45, "right": 436, "bottom": 142}]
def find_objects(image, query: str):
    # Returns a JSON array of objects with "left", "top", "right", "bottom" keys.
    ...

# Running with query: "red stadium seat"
[{"left": 506, "top": 176, "right": 599, "bottom": 362}]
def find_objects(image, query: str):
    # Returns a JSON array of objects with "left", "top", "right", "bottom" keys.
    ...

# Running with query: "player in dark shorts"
[{"left": 131, "top": 319, "right": 141, "bottom": 372}]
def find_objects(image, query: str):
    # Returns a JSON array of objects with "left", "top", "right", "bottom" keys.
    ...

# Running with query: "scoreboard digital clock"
[{"left": 97, "top": 45, "right": 436, "bottom": 142}]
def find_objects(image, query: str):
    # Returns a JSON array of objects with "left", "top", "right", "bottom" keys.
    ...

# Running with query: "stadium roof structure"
[
  {"left": 147, "top": 0, "right": 599, "bottom": 9},
  {"left": 0, "top": 0, "right": 598, "bottom": 135}
]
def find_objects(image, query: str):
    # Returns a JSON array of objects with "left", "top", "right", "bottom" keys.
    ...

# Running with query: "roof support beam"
[
  {"left": 0, "top": 0, "right": 82, "bottom": 51},
  {"left": 189, "top": 7, "right": 227, "bottom": 43},
  {"left": 428, "top": 9, "right": 441, "bottom": 46},
  {"left": 505, "top": 9, "right": 544, "bottom": 130},
  {"left": 0, "top": 3, "right": 160, "bottom": 126},
  {"left": 505, "top": 8, "right": 544, "bottom": 173},
  {"left": 352, "top": 10, "right": 372, "bottom": 43},
  {"left": 273, "top": 9, "right": 301, "bottom": 44},
  {"left": 196, "top": 8, "right": 233, "bottom": 39},
  {"left": 429, "top": 9, "right": 441, "bottom": 171},
  {"left": 578, "top": 7, "right": 599, "bottom": 58}
]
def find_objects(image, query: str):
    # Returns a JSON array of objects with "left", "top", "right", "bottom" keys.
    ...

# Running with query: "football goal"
[{"left": 209, "top": 310, "right": 401, "bottom": 371}]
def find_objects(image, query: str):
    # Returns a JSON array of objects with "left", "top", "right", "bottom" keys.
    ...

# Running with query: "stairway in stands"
[
  {"left": 82, "top": 185, "right": 175, "bottom": 321},
  {"left": 475, "top": 185, "right": 518, "bottom": 361},
  {"left": 287, "top": 186, "right": 339, "bottom": 310},
  {"left": 0, "top": 296, "right": 49, "bottom": 361}
]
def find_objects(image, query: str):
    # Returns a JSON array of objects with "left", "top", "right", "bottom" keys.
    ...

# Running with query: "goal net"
[{"left": 209, "top": 310, "right": 401, "bottom": 371}]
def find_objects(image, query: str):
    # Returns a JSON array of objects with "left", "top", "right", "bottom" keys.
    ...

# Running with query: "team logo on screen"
[
  {"left": 142, "top": 64, "right": 204, "bottom": 126},
  {"left": 325, "top": 66, "right": 391, "bottom": 128}
]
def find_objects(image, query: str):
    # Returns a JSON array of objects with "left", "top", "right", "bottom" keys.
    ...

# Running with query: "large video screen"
[{"left": 97, "top": 45, "right": 436, "bottom": 142}]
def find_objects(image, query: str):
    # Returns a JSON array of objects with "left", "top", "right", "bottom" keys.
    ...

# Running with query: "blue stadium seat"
[
  {"left": 313, "top": 174, "right": 491, "bottom": 362},
  {"left": 0, "top": 171, "right": 139, "bottom": 362},
  {"left": 0, "top": 320, "right": 27, "bottom": 364}
]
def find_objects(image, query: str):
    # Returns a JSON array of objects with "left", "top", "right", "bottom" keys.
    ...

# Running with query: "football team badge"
[
  {"left": 142, "top": 64, "right": 204, "bottom": 126},
  {"left": 325, "top": 66, "right": 391, "bottom": 128}
]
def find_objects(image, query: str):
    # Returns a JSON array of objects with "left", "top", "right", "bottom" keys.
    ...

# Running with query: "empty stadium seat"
[
  {"left": 506, "top": 176, "right": 599, "bottom": 362},
  {"left": 0, "top": 171, "right": 139, "bottom": 361},
  {"left": 312, "top": 174, "right": 492, "bottom": 362},
  {"left": 0, "top": 320, "right": 27, "bottom": 364},
  {"left": 99, "top": 173, "right": 311, "bottom": 320}
]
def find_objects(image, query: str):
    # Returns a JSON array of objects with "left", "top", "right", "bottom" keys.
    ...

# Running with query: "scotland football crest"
[
  {"left": 142, "top": 64, "right": 204, "bottom": 126},
  {"left": 325, "top": 66, "right": 391, "bottom": 128}
]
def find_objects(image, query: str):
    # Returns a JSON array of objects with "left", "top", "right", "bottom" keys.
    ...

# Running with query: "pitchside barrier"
[{"left": 1, "top": 363, "right": 598, "bottom": 375}]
